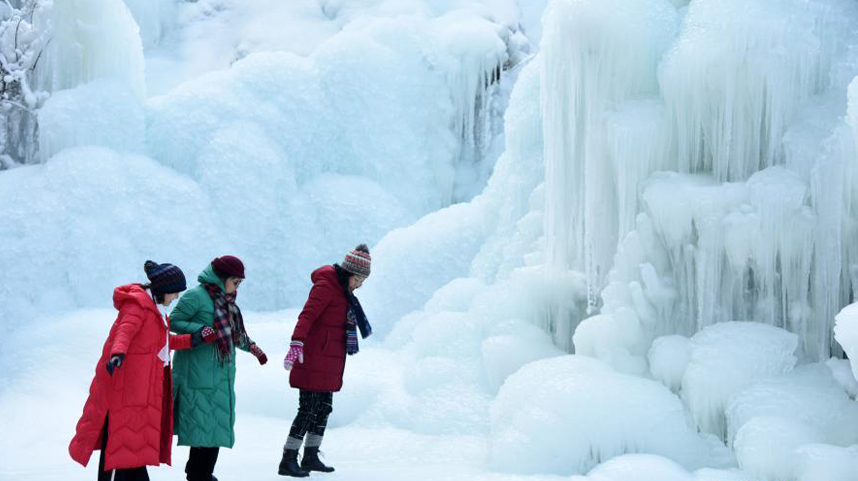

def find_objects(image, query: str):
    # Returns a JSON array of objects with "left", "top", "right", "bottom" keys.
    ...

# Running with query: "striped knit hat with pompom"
[{"left": 341, "top": 244, "right": 371, "bottom": 278}]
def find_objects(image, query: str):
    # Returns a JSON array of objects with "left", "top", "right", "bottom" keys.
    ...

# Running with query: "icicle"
[
  {"left": 658, "top": 0, "right": 857, "bottom": 182},
  {"left": 32, "top": 0, "right": 145, "bottom": 99},
  {"left": 541, "top": 0, "right": 679, "bottom": 295}
]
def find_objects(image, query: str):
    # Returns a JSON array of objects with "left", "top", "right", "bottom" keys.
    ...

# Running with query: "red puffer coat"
[
  {"left": 69, "top": 284, "right": 192, "bottom": 470},
  {"left": 290, "top": 265, "right": 350, "bottom": 392}
]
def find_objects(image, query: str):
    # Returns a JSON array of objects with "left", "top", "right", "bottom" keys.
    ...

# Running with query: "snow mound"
[
  {"left": 725, "top": 364, "right": 858, "bottom": 447},
  {"left": 586, "top": 454, "right": 693, "bottom": 481},
  {"left": 732, "top": 416, "right": 822, "bottom": 481},
  {"left": 490, "top": 355, "right": 731, "bottom": 475},
  {"left": 681, "top": 322, "right": 798, "bottom": 440},
  {"left": 481, "top": 319, "right": 565, "bottom": 393},
  {"left": 0, "top": 147, "right": 223, "bottom": 320},
  {"left": 362, "top": 200, "right": 496, "bottom": 337},
  {"left": 648, "top": 335, "right": 691, "bottom": 392},
  {"left": 795, "top": 444, "right": 858, "bottom": 481},
  {"left": 38, "top": 81, "right": 144, "bottom": 161}
]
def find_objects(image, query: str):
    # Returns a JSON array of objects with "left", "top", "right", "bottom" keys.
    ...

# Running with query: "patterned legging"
[{"left": 285, "top": 390, "right": 333, "bottom": 450}]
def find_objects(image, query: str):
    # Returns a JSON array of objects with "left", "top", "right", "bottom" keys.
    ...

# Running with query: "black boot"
[
  {"left": 278, "top": 449, "right": 309, "bottom": 477},
  {"left": 301, "top": 447, "right": 335, "bottom": 473}
]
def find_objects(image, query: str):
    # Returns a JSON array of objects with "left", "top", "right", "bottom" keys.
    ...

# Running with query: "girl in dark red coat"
[
  {"left": 69, "top": 261, "right": 215, "bottom": 481},
  {"left": 279, "top": 244, "right": 373, "bottom": 477}
]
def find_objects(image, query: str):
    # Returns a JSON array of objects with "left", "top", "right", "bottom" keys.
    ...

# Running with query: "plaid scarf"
[
  {"left": 345, "top": 292, "right": 372, "bottom": 355},
  {"left": 203, "top": 283, "right": 250, "bottom": 362}
]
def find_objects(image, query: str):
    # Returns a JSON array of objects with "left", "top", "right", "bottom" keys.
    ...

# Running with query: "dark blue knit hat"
[{"left": 144, "top": 260, "right": 187, "bottom": 295}]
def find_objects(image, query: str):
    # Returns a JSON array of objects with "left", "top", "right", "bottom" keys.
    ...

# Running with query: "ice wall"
[
  {"left": 1, "top": 0, "right": 536, "bottom": 321},
  {"left": 541, "top": 0, "right": 858, "bottom": 361}
]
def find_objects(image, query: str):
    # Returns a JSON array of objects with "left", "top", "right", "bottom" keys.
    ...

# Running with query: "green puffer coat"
[{"left": 170, "top": 264, "right": 251, "bottom": 448}]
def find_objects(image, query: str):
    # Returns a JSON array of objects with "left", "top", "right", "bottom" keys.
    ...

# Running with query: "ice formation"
[
  {"left": 7, "top": 0, "right": 858, "bottom": 479},
  {"left": 834, "top": 301, "right": 858, "bottom": 381},
  {"left": 490, "top": 355, "right": 731, "bottom": 475},
  {"left": 122, "top": 0, "right": 174, "bottom": 47},
  {"left": 33, "top": 0, "right": 145, "bottom": 99},
  {"left": 541, "top": 0, "right": 858, "bottom": 363},
  {"left": 681, "top": 322, "right": 798, "bottom": 440},
  {"left": 1, "top": 1, "right": 530, "bottom": 320}
]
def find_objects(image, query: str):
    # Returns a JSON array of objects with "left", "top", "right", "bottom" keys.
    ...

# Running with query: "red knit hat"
[{"left": 212, "top": 255, "right": 245, "bottom": 279}]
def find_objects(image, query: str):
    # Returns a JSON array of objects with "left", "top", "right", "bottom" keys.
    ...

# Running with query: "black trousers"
[
  {"left": 287, "top": 390, "right": 333, "bottom": 445},
  {"left": 98, "top": 417, "right": 150, "bottom": 481},
  {"left": 185, "top": 447, "right": 220, "bottom": 481}
]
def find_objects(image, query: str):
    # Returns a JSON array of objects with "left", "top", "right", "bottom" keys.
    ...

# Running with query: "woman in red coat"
[
  {"left": 279, "top": 244, "right": 373, "bottom": 477},
  {"left": 69, "top": 261, "right": 215, "bottom": 481}
]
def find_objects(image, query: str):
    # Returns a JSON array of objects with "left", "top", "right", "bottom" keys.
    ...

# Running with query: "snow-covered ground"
[{"left": 4, "top": 0, "right": 858, "bottom": 480}]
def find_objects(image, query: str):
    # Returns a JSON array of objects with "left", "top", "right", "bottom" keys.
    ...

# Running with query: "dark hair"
[
  {"left": 333, "top": 264, "right": 354, "bottom": 291},
  {"left": 141, "top": 283, "right": 167, "bottom": 304}
]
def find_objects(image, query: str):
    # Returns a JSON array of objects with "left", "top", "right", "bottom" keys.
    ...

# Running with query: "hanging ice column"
[
  {"left": 31, "top": 0, "right": 146, "bottom": 162},
  {"left": 32, "top": 0, "right": 145, "bottom": 99},
  {"left": 650, "top": 0, "right": 858, "bottom": 359},
  {"left": 541, "top": 0, "right": 679, "bottom": 347},
  {"left": 543, "top": 0, "right": 858, "bottom": 363},
  {"left": 433, "top": 13, "right": 527, "bottom": 202}
]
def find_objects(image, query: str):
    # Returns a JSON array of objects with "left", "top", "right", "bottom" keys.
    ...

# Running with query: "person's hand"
[
  {"left": 106, "top": 354, "right": 125, "bottom": 376},
  {"left": 190, "top": 326, "right": 216, "bottom": 347},
  {"left": 283, "top": 341, "right": 304, "bottom": 371},
  {"left": 250, "top": 343, "right": 268, "bottom": 365}
]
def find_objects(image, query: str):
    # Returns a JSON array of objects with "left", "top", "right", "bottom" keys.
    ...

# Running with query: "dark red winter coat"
[
  {"left": 69, "top": 284, "right": 193, "bottom": 470},
  {"left": 290, "top": 265, "right": 350, "bottom": 392}
]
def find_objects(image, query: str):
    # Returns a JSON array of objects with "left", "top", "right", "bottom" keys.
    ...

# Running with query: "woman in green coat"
[{"left": 170, "top": 255, "right": 268, "bottom": 481}]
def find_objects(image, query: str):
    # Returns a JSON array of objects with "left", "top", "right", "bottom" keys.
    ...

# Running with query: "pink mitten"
[{"left": 283, "top": 341, "right": 304, "bottom": 371}]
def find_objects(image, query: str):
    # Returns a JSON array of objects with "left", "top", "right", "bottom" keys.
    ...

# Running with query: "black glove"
[{"left": 106, "top": 354, "right": 125, "bottom": 376}]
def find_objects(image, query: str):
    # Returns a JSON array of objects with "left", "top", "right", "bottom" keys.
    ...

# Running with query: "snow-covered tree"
[{"left": 0, "top": 0, "right": 50, "bottom": 169}]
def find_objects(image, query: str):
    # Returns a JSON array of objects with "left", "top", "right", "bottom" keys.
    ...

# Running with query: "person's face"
[
  {"left": 348, "top": 275, "right": 366, "bottom": 292},
  {"left": 225, "top": 277, "right": 243, "bottom": 294},
  {"left": 162, "top": 292, "right": 179, "bottom": 306}
]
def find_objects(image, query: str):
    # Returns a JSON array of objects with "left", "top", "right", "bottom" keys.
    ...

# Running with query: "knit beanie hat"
[
  {"left": 212, "top": 255, "right": 245, "bottom": 279},
  {"left": 341, "top": 244, "right": 371, "bottom": 278},
  {"left": 144, "top": 260, "right": 187, "bottom": 295}
]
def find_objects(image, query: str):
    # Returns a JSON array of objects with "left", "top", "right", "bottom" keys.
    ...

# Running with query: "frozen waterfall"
[{"left": 542, "top": 0, "right": 858, "bottom": 362}]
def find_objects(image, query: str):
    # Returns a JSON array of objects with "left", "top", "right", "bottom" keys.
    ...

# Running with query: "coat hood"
[
  {"left": 311, "top": 265, "right": 339, "bottom": 286},
  {"left": 198, "top": 263, "right": 225, "bottom": 290},
  {"left": 113, "top": 284, "right": 159, "bottom": 314}
]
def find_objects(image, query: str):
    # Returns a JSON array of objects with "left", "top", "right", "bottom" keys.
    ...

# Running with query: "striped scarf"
[
  {"left": 345, "top": 293, "right": 372, "bottom": 355},
  {"left": 203, "top": 283, "right": 249, "bottom": 362}
]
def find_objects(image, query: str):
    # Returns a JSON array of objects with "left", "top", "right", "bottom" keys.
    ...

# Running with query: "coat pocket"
[
  {"left": 321, "top": 330, "right": 346, "bottom": 357},
  {"left": 188, "top": 349, "right": 216, "bottom": 390},
  {"left": 122, "top": 354, "right": 153, "bottom": 407}
]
